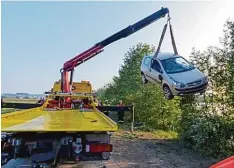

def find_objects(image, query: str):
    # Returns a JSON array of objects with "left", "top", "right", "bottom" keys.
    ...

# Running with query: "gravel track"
[{"left": 58, "top": 136, "right": 215, "bottom": 168}]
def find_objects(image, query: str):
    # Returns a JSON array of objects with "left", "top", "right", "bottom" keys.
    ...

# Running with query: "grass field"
[
  {"left": 1, "top": 108, "right": 18, "bottom": 114},
  {"left": 1, "top": 98, "right": 38, "bottom": 114},
  {"left": 3, "top": 98, "right": 38, "bottom": 104}
]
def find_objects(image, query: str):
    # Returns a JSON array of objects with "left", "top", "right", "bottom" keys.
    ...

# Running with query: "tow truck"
[{"left": 2, "top": 7, "right": 173, "bottom": 167}]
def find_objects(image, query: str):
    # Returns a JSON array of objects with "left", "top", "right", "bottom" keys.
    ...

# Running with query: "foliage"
[
  {"left": 180, "top": 20, "right": 234, "bottom": 159},
  {"left": 97, "top": 43, "right": 181, "bottom": 131},
  {"left": 225, "top": 21, "right": 234, "bottom": 104},
  {"left": 1, "top": 108, "right": 17, "bottom": 114},
  {"left": 114, "top": 129, "right": 178, "bottom": 140},
  {"left": 97, "top": 20, "right": 234, "bottom": 159},
  {"left": 184, "top": 114, "right": 234, "bottom": 158}
]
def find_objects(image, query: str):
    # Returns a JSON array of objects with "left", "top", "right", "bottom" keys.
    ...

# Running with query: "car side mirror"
[{"left": 158, "top": 74, "right": 163, "bottom": 81}]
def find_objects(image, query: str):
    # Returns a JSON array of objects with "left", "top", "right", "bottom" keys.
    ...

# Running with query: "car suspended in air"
[{"left": 140, "top": 52, "right": 208, "bottom": 100}]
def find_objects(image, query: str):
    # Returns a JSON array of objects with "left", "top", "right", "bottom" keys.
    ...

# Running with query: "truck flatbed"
[{"left": 1, "top": 106, "right": 118, "bottom": 132}]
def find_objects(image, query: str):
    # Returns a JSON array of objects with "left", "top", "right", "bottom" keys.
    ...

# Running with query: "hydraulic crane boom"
[{"left": 61, "top": 7, "right": 169, "bottom": 92}]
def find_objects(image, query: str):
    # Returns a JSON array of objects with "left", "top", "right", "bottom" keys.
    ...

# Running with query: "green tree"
[
  {"left": 224, "top": 21, "right": 234, "bottom": 105},
  {"left": 97, "top": 19, "right": 234, "bottom": 160},
  {"left": 99, "top": 43, "right": 181, "bottom": 131},
  {"left": 181, "top": 20, "right": 234, "bottom": 159}
]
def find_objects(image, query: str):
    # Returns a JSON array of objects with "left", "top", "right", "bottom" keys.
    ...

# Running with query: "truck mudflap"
[{"left": 85, "top": 133, "right": 112, "bottom": 160}]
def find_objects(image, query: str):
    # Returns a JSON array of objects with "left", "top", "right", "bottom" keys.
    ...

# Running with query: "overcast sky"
[{"left": 2, "top": 0, "right": 234, "bottom": 93}]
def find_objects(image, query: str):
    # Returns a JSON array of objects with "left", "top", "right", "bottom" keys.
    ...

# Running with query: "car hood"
[{"left": 168, "top": 68, "right": 204, "bottom": 84}]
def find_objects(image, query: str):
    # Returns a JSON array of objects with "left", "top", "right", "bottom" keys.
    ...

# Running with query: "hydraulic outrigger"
[{"left": 60, "top": 7, "right": 177, "bottom": 93}]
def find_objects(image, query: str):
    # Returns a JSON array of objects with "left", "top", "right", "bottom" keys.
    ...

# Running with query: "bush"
[
  {"left": 180, "top": 20, "right": 234, "bottom": 159},
  {"left": 182, "top": 113, "right": 234, "bottom": 159}
]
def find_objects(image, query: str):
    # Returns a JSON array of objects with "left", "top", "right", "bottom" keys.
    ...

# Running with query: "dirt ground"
[{"left": 58, "top": 136, "right": 216, "bottom": 168}]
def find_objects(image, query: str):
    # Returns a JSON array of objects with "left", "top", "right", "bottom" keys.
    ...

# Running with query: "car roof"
[{"left": 144, "top": 52, "right": 180, "bottom": 61}]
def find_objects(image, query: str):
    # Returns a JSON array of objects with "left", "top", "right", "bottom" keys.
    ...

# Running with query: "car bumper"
[{"left": 172, "top": 82, "right": 208, "bottom": 96}]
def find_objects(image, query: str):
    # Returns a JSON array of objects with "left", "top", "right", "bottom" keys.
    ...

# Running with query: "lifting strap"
[{"left": 153, "top": 14, "right": 178, "bottom": 60}]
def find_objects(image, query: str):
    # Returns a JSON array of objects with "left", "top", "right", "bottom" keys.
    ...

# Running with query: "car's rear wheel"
[
  {"left": 163, "top": 85, "right": 174, "bottom": 100},
  {"left": 141, "top": 73, "right": 148, "bottom": 84}
]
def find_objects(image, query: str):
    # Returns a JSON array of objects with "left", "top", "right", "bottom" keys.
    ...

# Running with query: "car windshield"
[{"left": 160, "top": 57, "right": 195, "bottom": 74}]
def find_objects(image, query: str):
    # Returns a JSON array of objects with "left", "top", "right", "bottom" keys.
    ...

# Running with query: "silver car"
[{"left": 140, "top": 52, "right": 208, "bottom": 100}]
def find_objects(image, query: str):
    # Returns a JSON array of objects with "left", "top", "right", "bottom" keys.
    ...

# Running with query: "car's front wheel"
[
  {"left": 141, "top": 73, "right": 148, "bottom": 84},
  {"left": 163, "top": 85, "right": 174, "bottom": 100}
]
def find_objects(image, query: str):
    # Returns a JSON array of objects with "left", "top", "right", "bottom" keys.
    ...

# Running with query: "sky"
[{"left": 1, "top": 0, "right": 234, "bottom": 94}]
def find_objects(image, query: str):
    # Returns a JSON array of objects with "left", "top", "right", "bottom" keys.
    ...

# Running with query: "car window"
[
  {"left": 143, "top": 57, "right": 151, "bottom": 66},
  {"left": 160, "top": 56, "right": 195, "bottom": 74},
  {"left": 151, "top": 60, "right": 162, "bottom": 73}
]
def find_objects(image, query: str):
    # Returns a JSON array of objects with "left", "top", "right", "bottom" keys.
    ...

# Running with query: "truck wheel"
[
  {"left": 141, "top": 73, "right": 148, "bottom": 84},
  {"left": 163, "top": 85, "right": 174, "bottom": 100}
]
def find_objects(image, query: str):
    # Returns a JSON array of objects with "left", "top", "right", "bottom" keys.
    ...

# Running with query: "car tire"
[
  {"left": 163, "top": 85, "right": 174, "bottom": 100},
  {"left": 141, "top": 73, "right": 148, "bottom": 84}
]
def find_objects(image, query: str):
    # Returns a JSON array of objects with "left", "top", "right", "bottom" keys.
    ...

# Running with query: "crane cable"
[{"left": 153, "top": 14, "right": 178, "bottom": 60}]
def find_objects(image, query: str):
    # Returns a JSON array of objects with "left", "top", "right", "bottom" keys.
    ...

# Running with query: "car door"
[
  {"left": 149, "top": 59, "right": 163, "bottom": 84},
  {"left": 142, "top": 57, "right": 152, "bottom": 81}
]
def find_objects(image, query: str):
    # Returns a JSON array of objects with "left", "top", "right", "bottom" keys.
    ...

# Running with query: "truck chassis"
[{"left": 2, "top": 131, "right": 112, "bottom": 168}]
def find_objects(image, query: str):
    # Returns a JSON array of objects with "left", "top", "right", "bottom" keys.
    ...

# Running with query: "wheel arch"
[{"left": 162, "top": 83, "right": 169, "bottom": 88}]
